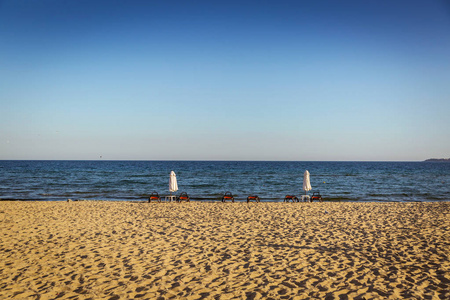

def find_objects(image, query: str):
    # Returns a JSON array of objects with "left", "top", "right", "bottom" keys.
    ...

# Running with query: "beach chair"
[
  {"left": 149, "top": 192, "right": 161, "bottom": 203},
  {"left": 177, "top": 192, "right": 190, "bottom": 202},
  {"left": 311, "top": 191, "right": 323, "bottom": 202},
  {"left": 284, "top": 195, "right": 299, "bottom": 202},
  {"left": 247, "top": 195, "right": 260, "bottom": 203},
  {"left": 222, "top": 192, "right": 235, "bottom": 202}
]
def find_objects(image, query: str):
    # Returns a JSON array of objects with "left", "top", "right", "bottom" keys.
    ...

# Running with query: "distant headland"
[{"left": 424, "top": 158, "right": 450, "bottom": 162}]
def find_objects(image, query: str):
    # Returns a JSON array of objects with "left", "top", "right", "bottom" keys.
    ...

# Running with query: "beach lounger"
[
  {"left": 284, "top": 195, "right": 299, "bottom": 202},
  {"left": 177, "top": 192, "right": 190, "bottom": 202},
  {"left": 311, "top": 191, "right": 323, "bottom": 202},
  {"left": 222, "top": 192, "right": 235, "bottom": 202},
  {"left": 149, "top": 192, "right": 161, "bottom": 203},
  {"left": 247, "top": 195, "right": 260, "bottom": 203}
]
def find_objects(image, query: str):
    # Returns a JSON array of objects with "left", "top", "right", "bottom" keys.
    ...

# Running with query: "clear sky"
[{"left": 1, "top": 0, "right": 449, "bottom": 161}]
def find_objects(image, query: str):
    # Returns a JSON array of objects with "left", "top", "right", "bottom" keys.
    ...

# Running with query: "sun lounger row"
[
  {"left": 149, "top": 192, "right": 190, "bottom": 203},
  {"left": 148, "top": 191, "right": 323, "bottom": 203},
  {"left": 283, "top": 192, "right": 323, "bottom": 202}
]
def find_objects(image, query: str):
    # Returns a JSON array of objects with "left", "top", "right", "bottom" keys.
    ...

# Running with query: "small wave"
[
  {"left": 0, "top": 197, "right": 62, "bottom": 201},
  {"left": 424, "top": 194, "right": 447, "bottom": 201},
  {"left": 313, "top": 174, "right": 359, "bottom": 177},
  {"left": 323, "top": 197, "right": 356, "bottom": 202}
]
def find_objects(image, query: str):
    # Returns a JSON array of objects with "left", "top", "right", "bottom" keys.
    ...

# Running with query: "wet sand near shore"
[{"left": 1, "top": 201, "right": 449, "bottom": 299}]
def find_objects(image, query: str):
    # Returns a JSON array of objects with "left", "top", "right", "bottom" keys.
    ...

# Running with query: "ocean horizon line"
[{"left": 0, "top": 159, "right": 431, "bottom": 162}]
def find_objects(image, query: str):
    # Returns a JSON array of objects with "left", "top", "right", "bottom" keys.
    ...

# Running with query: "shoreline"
[
  {"left": 1, "top": 197, "right": 448, "bottom": 203},
  {"left": 1, "top": 201, "right": 449, "bottom": 299}
]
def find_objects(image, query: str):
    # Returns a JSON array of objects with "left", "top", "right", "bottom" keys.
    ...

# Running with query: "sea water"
[{"left": 0, "top": 161, "right": 449, "bottom": 202}]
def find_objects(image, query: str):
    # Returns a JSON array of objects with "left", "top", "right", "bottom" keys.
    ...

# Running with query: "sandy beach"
[{"left": 0, "top": 201, "right": 449, "bottom": 299}]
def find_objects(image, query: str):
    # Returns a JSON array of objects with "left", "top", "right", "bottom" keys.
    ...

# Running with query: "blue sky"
[{"left": 1, "top": 0, "right": 449, "bottom": 160}]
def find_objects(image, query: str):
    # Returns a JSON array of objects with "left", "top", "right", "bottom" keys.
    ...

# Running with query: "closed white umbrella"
[
  {"left": 169, "top": 171, "right": 178, "bottom": 195},
  {"left": 169, "top": 171, "right": 178, "bottom": 193},
  {"left": 303, "top": 170, "right": 312, "bottom": 195}
]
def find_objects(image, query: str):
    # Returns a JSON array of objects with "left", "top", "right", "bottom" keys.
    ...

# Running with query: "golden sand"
[{"left": 0, "top": 201, "right": 449, "bottom": 299}]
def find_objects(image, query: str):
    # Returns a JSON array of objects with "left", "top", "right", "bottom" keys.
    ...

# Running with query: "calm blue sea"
[{"left": 0, "top": 161, "right": 449, "bottom": 202}]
